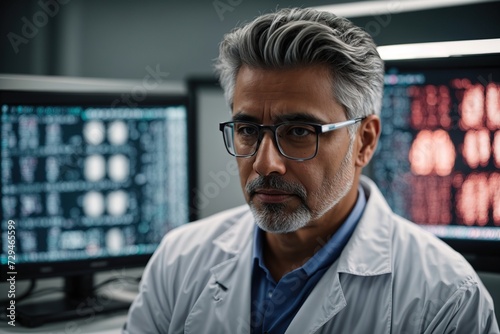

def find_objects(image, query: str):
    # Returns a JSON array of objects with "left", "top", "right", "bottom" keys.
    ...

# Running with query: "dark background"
[{"left": 1, "top": 0, "right": 499, "bottom": 80}]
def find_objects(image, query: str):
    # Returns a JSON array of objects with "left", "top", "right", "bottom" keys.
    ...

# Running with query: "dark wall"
[
  {"left": 1, "top": 0, "right": 499, "bottom": 80},
  {"left": 349, "top": 1, "right": 500, "bottom": 46}
]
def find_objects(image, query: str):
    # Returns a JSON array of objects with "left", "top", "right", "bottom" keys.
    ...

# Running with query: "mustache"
[{"left": 245, "top": 175, "right": 307, "bottom": 201}]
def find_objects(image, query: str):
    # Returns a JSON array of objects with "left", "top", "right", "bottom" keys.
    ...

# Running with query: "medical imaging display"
[
  {"left": 372, "top": 65, "right": 500, "bottom": 242},
  {"left": 1, "top": 98, "right": 189, "bottom": 266}
]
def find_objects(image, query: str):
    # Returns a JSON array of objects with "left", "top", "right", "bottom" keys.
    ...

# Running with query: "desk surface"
[
  {"left": 0, "top": 278, "right": 138, "bottom": 334},
  {"left": 0, "top": 311, "right": 128, "bottom": 333},
  {"left": 0, "top": 269, "right": 142, "bottom": 333}
]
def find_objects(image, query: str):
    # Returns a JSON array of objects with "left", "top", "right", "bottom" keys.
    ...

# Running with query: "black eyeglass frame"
[{"left": 219, "top": 116, "right": 366, "bottom": 161}]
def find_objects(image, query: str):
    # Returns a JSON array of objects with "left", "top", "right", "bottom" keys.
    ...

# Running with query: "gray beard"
[
  {"left": 248, "top": 140, "right": 354, "bottom": 234},
  {"left": 250, "top": 201, "right": 312, "bottom": 234}
]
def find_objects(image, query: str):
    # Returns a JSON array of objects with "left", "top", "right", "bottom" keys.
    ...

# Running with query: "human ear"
[{"left": 354, "top": 115, "right": 381, "bottom": 168}]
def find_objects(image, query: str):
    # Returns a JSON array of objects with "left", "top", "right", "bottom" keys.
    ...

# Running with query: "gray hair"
[{"left": 214, "top": 7, "right": 384, "bottom": 132}]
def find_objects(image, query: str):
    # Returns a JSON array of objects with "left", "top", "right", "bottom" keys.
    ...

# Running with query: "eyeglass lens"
[{"left": 223, "top": 122, "right": 318, "bottom": 160}]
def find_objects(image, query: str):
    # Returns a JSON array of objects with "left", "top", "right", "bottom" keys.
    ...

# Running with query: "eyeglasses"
[{"left": 219, "top": 117, "right": 365, "bottom": 161}]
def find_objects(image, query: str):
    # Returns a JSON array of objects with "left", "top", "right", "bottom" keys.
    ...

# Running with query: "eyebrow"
[
  {"left": 232, "top": 111, "right": 327, "bottom": 124},
  {"left": 232, "top": 112, "right": 260, "bottom": 123}
]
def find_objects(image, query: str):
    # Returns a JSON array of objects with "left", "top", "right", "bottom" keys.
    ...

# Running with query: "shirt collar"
[{"left": 252, "top": 220, "right": 274, "bottom": 282}]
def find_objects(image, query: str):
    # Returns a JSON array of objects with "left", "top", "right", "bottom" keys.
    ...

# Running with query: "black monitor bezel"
[
  {"left": 0, "top": 89, "right": 197, "bottom": 280},
  {"left": 377, "top": 54, "right": 500, "bottom": 272}
]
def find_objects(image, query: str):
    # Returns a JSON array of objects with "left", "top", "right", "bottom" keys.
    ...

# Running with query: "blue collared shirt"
[{"left": 250, "top": 186, "right": 366, "bottom": 334}]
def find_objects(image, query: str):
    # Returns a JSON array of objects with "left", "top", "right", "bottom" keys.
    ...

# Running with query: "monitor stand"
[{"left": 16, "top": 274, "right": 132, "bottom": 328}]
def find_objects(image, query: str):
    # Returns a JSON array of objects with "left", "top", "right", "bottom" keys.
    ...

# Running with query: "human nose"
[{"left": 252, "top": 131, "right": 286, "bottom": 176}]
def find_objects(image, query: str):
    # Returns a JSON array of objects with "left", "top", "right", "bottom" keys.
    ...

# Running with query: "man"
[{"left": 124, "top": 8, "right": 498, "bottom": 333}]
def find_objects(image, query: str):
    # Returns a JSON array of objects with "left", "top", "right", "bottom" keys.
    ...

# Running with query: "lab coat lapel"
[
  {"left": 184, "top": 211, "right": 254, "bottom": 334},
  {"left": 285, "top": 262, "right": 346, "bottom": 334},
  {"left": 284, "top": 177, "right": 394, "bottom": 334}
]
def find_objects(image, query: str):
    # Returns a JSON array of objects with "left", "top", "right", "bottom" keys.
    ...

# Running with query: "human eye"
[
  {"left": 283, "top": 124, "right": 316, "bottom": 138},
  {"left": 235, "top": 123, "right": 258, "bottom": 137}
]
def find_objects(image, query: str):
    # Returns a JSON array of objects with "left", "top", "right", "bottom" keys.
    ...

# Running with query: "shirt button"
[{"left": 268, "top": 291, "right": 272, "bottom": 298}]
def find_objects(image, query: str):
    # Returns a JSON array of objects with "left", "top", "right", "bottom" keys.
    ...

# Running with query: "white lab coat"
[{"left": 124, "top": 176, "right": 499, "bottom": 334}]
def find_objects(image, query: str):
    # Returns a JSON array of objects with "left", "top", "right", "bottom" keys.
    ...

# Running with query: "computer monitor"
[
  {"left": 370, "top": 54, "right": 500, "bottom": 272},
  {"left": 0, "top": 77, "right": 196, "bottom": 326}
]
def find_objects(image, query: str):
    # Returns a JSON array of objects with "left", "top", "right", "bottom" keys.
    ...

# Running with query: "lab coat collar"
[
  {"left": 212, "top": 207, "right": 254, "bottom": 254},
  {"left": 336, "top": 175, "right": 393, "bottom": 276},
  {"left": 286, "top": 177, "right": 394, "bottom": 333},
  {"left": 185, "top": 209, "right": 254, "bottom": 334},
  {"left": 210, "top": 208, "right": 255, "bottom": 290}
]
